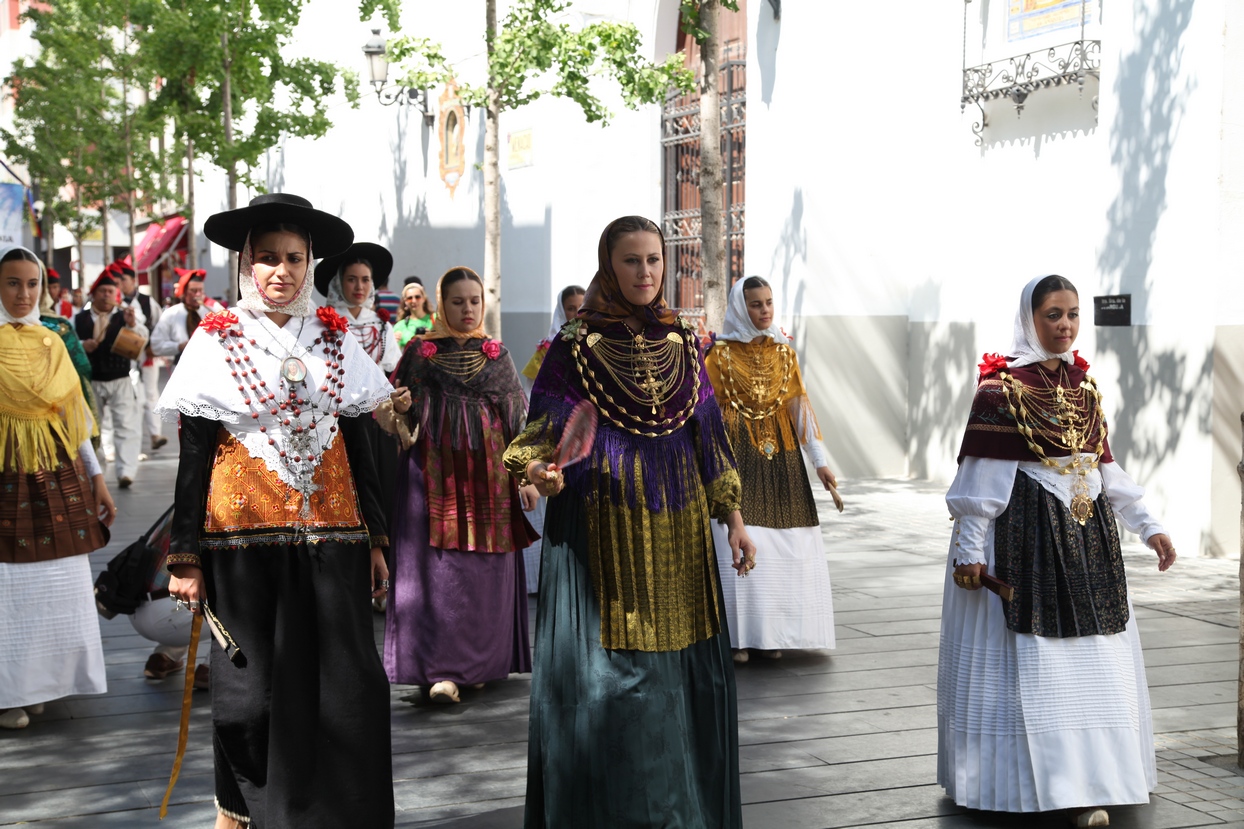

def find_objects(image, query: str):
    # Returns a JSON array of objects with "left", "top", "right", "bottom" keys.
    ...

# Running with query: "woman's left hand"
[
  {"left": 816, "top": 466, "right": 838, "bottom": 491},
  {"left": 370, "top": 547, "right": 389, "bottom": 598},
  {"left": 390, "top": 386, "right": 413, "bottom": 414},
  {"left": 1148, "top": 533, "right": 1176, "bottom": 572},
  {"left": 725, "top": 510, "right": 757, "bottom": 577},
  {"left": 92, "top": 474, "right": 116, "bottom": 527},
  {"left": 519, "top": 485, "right": 540, "bottom": 512}
]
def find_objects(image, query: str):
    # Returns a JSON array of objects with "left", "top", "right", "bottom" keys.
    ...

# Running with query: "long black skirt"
[{"left": 204, "top": 541, "right": 394, "bottom": 828}]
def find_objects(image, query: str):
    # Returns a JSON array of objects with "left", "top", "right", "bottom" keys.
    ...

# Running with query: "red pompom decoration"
[
  {"left": 1073, "top": 350, "right": 1090, "bottom": 371},
  {"left": 481, "top": 339, "right": 502, "bottom": 360},
  {"left": 316, "top": 306, "right": 351, "bottom": 333},
  {"left": 978, "top": 353, "right": 1009, "bottom": 376},
  {"left": 199, "top": 311, "right": 240, "bottom": 333},
  {"left": 419, "top": 340, "right": 438, "bottom": 359},
  {"left": 377, "top": 308, "right": 391, "bottom": 324}
]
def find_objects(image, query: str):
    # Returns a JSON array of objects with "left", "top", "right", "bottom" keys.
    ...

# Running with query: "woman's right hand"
[
  {"left": 527, "top": 460, "right": 564, "bottom": 498},
  {"left": 169, "top": 564, "right": 205, "bottom": 614},
  {"left": 952, "top": 562, "right": 984, "bottom": 590}
]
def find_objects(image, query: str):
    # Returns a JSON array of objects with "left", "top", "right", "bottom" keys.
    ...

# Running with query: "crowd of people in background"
[{"left": 0, "top": 195, "right": 1180, "bottom": 829}]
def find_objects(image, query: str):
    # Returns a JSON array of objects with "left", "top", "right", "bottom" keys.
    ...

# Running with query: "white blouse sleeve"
[
  {"left": 945, "top": 456, "right": 1019, "bottom": 565},
  {"left": 1100, "top": 460, "right": 1166, "bottom": 542},
  {"left": 378, "top": 322, "right": 401, "bottom": 373},
  {"left": 79, "top": 438, "right": 102, "bottom": 479},
  {"left": 788, "top": 395, "right": 831, "bottom": 470}
]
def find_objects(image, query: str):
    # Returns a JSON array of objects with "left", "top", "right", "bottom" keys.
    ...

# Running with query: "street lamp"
[{"left": 363, "top": 29, "right": 435, "bottom": 126}]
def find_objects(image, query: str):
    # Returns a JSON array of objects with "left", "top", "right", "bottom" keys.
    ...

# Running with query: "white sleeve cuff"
[
  {"left": 1100, "top": 461, "right": 1166, "bottom": 541},
  {"left": 79, "top": 439, "right": 102, "bottom": 479},
  {"left": 802, "top": 439, "right": 830, "bottom": 471},
  {"left": 951, "top": 515, "right": 990, "bottom": 565}
]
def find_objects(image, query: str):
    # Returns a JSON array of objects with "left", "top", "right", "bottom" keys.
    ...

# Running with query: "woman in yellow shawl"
[
  {"left": 704, "top": 276, "right": 838, "bottom": 662},
  {"left": 0, "top": 244, "right": 115, "bottom": 730}
]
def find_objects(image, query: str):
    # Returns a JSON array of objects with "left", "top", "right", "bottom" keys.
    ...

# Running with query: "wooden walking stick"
[{"left": 160, "top": 612, "right": 202, "bottom": 819}]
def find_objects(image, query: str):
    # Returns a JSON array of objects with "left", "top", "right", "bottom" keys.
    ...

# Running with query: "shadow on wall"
[
  {"left": 907, "top": 278, "right": 977, "bottom": 481},
  {"left": 1095, "top": 0, "right": 1207, "bottom": 498},
  {"left": 378, "top": 107, "right": 552, "bottom": 347},
  {"left": 770, "top": 188, "right": 807, "bottom": 346},
  {"left": 755, "top": 2, "right": 780, "bottom": 106}
]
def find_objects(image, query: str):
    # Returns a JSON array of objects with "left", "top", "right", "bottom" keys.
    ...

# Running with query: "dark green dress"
[{"left": 504, "top": 321, "right": 743, "bottom": 828}]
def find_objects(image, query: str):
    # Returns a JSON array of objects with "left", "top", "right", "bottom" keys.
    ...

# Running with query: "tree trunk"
[
  {"left": 698, "top": 0, "right": 726, "bottom": 335},
  {"left": 186, "top": 136, "right": 198, "bottom": 270},
  {"left": 101, "top": 197, "right": 110, "bottom": 267},
  {"left": 1238, "top": 412, "right": 1244, "bottom": 767},
  {"left": 222, "top": 29, "right": 239, "bottom": 304},
  {"left": 483, "top": 0, "right": 502, "bottom": 338}
]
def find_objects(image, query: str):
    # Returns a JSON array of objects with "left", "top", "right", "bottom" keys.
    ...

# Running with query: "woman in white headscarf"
[
  {"left": 0, "top": 244, "right": 113, "bottom": 731},
  {"left": 938, "top": 274, "right": 1177, "bottom": 828},
  {"left": 159, "top": 195, "right": 398, "bottom": 828},
  {"left": 314, "top": 242, "right": 401, "bottom": 373},
  {"left": 703, "top": 276, "right": 838, "bottom": 662}
]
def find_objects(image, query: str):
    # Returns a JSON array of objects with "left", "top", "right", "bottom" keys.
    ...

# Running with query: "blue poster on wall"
[{"left": 0, "top": 183, "right": 24, "bottom": 246}]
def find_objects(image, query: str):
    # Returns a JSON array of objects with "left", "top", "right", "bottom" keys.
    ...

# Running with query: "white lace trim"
[
  {"left": 159, "top": 399, "right": 242, "bottom": 424},
  {"left": 1017, "top": 454, "right": 1103, "bottom": 510}
]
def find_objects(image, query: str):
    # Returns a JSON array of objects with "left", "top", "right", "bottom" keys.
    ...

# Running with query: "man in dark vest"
[
  {"left": 75, "top": 271, "right": 149, "bottom": 489},
  {"left": 113, "top": 261, "right": 166, "bottom": 452}
]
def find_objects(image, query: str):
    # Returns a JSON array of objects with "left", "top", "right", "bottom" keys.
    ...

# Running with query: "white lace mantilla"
[{"left": 155, "top": 308, "right": 394, "bottom": 493}]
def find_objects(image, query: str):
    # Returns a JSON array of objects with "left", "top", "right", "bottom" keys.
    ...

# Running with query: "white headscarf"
[
  {"left": 545, "top": 286, "right": 586, "bottom": 341},
  {"left": 326, "top": 268, "right": 377, "bottom": 321},
  {"left": 1007, "top": 275, "right": 1076, "bottom": 369},
  {"left": 0, "top": 243, "right": 46, "bottom": 326},
  {"left": 717, "top": 277, "right": 787, "bottom": 344},
  {"left": 235, "top": 232, "right": 314, "bottom": 317}
]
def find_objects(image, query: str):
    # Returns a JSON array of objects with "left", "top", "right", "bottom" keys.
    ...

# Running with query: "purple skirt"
[{"left": 384, "top": 447, "right": 531, "bottom": 686}]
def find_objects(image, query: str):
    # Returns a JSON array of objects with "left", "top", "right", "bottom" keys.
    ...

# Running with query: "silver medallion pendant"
[{"left": 281, "top": 356, "right": 308, "bottom": 384}]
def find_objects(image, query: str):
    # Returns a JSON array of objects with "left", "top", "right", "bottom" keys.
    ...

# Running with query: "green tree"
[
  {"left": 4, "top": 0, "right": 171, "bottom": 278},
  {"left": 138, "top": 0, "right": 375, "bottom": 296},
  {"left": 383, "top": 0, "right": 694, "bottom": 336}
]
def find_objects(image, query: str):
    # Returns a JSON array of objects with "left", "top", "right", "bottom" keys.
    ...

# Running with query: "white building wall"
[{"left": 744, "top": 0, "right": 1234, "bottom": 556}]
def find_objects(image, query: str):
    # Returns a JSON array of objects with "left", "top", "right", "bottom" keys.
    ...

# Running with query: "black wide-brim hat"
[
  {"left": 203, "top": 193, "right": 354, "bottom": 258},
  {"left": 313, "top": 243, "right": 394, "bottom": 297}
]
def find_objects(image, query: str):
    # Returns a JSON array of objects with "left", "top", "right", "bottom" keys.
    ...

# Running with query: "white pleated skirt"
[
  {"left": 521, "top": 497, "right": 546, "bottom": 594},
  {"left": 711, "top": 522, "right": 835, "bottom": 650},
  {"left": 0, "top": 555, "right": 107, "bottom": 709},
  {"left": 937, "top": 536, "right": 1155, "bottom": 812}
]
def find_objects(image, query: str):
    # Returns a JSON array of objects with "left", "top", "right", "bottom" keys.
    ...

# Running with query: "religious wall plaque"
[{"left": 1094, "top": 294, "right": 1131, "bottom": 326}]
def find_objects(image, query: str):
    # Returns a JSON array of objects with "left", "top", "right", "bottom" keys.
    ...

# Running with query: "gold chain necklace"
[
  {"left": 716, "top": 341, "right": 794, "bottom": 459},
  {"left": 572, "top": 323, "right": 700, "bottom": 437},
  {"left": 999, "top": 367, "right": 1107, "bottom": 525},
  {"left": 429, "top": 349, "right": 488, "bottom": 382}
]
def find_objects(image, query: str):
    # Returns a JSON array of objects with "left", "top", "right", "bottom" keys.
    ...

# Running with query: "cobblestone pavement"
[{"left": 1, "top": 460, "right": 1241, "bottom": 828}]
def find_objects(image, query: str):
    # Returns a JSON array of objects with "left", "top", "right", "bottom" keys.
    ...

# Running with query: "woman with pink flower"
[{"left": 382, "top": 267, "right": 539, "bottom": 703}]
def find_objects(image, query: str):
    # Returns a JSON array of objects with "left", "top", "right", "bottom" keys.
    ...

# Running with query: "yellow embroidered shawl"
[
  {"left": 0, "top": 324, "right": 94, "bottom": 473},
  {"left": 704, "top": 338, "right": 820, "bottom": 458}
]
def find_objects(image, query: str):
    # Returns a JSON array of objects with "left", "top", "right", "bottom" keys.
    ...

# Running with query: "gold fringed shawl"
[
  {"left": 0, "top": 325, "right": 94, "bottom": 473},
  {"left": 705, "top": 339, "right": 820, "bottom": 460}
]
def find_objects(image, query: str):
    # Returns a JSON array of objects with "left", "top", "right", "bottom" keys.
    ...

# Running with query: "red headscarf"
[
  {"left": 579, "top": 216, "right": 679, "bottom": 327},
  {"left": 174, "top": 268, "right": 206, "bottom": 298}
]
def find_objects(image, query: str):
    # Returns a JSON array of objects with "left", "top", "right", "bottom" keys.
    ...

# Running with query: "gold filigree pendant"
[
  {"left": 1070, "top": 493, "right": 1094, "bottom": 526},
  {"left": 761, "top": 439, "right": 776, "bottom": 460}
]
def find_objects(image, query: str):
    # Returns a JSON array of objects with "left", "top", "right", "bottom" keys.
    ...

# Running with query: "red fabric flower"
[
  {"left": 317, "top": 306, "right": 350, "bottom": 333},
  {"left": 419, "top": 340, "right": 438, "bottom": 359},
  {"left": 1073, "top": 350, "right": 1090, "bottom": 371},
  {"left": 199, "top": 311, "right": 239, "bottom": 333},
  {"left": 377, "top": 308, "right": 391, "bottom": 324},
  {"left": 978, "top": 352, "right": 1009, "bottom": 376},
  {"left": 481, "top": 339, "right": 502, "bottom": 360}
]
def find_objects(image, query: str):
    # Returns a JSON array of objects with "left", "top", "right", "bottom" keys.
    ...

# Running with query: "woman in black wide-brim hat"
[
  {"left": 158, "top": 193, "right": 398, "bottom": 829},
  {"left": 314, "top": 243, "right": 402, "bottom": 609}
]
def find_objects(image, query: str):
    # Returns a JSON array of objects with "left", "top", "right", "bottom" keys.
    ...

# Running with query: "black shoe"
[
  {"left": 118, "top": 477, "right": 133, "bottom": 489},
  {"left": 151, "top": 435, "right": 168, "bottom": 450}
]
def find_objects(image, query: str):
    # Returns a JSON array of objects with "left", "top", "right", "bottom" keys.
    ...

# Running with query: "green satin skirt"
[{"left": 524, "top": 496, "right": 742, "bottom": 828}]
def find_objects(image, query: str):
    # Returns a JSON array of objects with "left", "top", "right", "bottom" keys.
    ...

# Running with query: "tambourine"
[{"left": 111, "top": 326, "right": 148, "bottom": 361}]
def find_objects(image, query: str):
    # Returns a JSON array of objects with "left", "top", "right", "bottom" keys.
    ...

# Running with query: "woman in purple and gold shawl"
[{"left": 503, "top": 216, "right": 755, "bottom": 828}]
